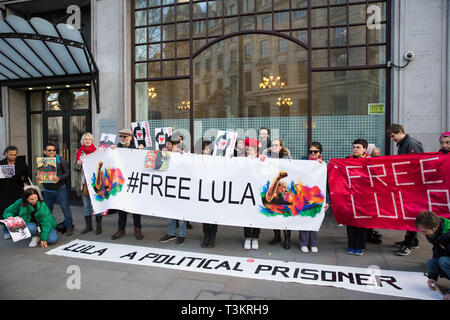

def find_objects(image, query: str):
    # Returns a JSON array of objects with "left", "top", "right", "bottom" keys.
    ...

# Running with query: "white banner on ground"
[
  {"left": 46, "top": 240, "right": 442, "bottom": 300},
  {"left": 82, "top": 148, "right": 327, "bottom": 231}
]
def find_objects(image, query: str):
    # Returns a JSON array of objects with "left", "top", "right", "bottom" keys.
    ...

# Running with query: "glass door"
[{"left": 42, "top": 88, "right": 91, "bottom": 204}]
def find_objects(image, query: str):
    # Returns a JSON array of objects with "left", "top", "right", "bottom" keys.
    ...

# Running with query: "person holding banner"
[
  {"left": 2, "top": 188, "right": 58, "bottom": 248},
  {"left": 298, "top": 142, "right": 329, "bottom": 253},
  {"left": 439, "top": 131, "right": 450, "bottom": 153},
  {"left": 264, "top": 139, "right": 294, "bottom": 249},
  {"left": 41, "top": 143, "right": 74, "bottom": 237},
  {"left": 160, "top": 135, "right": 188, "bottom": 245},
  {"left": 111, "top": 129, "right": 145, "bottom": 240},
  {"left": 243, "top": 138, "right": 261, "bottom": 250},
  {"left": 365, "top": 143, "right": 383, "bottom": 245},
  {"left": 74, "top": 133, "right": 103, "bottom": 235},
  {"left": 387, "top": 124, "right": 424, "bottom": 256},
  {"left": 415, "top": 210, "right": 450, "bottom": 300},
  {"left": 0, "top": 146, "right": 29, "bottom": 219},
  {"left": 346, "top": 139, "right": 370, "bottom": 256},
  {"left": 199, "top": 140, "right": 218, "bottom": 248}
]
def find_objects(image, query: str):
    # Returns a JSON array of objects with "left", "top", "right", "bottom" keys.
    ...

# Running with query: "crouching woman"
[{"left": 2, "top": 188, "right": 58, "bottom": 248}]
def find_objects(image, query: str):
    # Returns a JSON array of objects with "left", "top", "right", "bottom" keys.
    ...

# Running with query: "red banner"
[{"left": 328, "top": 152, "right": 450, "bottom": 231}]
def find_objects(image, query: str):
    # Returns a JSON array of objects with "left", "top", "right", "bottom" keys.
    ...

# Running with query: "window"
[
  {"left": 245, "top": 72, "right": 252, "bottom": 92},
  {"left": 279, "top": 38, "right": 287, "bottom": 54},
  {"left": 261, "top": 40, "right": 269, "bottom": 58},
  {"left": 217, "top": 54, "right": 224, "bottom": 70},
  {"left": 133, "top": 1, "right": 388, "bottom": 160}
]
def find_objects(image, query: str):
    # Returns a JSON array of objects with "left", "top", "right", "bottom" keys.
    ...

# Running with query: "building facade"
[{"left": 0, "top": 0, "right": 448, "bottom": 201}]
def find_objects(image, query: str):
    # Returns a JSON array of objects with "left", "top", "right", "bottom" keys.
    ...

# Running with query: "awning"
[{"left": 0, "top": 15, "right": 100, "bottom": 112}]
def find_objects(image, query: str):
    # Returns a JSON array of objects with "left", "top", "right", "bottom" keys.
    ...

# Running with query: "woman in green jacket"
[{"left": 2, "top": 188, "right": 58, "bottom": 248}]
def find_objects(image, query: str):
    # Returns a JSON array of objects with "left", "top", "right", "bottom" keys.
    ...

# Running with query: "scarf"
[{"left": 76, "top": 144, "right": 97, "bottom": 161}]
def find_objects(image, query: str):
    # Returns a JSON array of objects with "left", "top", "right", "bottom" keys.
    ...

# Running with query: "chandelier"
[
  {"left": 177, "top": 100, "right": 190, "bottom": 110},
  {"left": 259, "top": 75, "right": 292, "bottom": 108},
  {"left": 277, "top": 97, "right": 293, "bottom": 107},
  {"left": 148, "top": 87, "right": 157, "bottom": 98}
]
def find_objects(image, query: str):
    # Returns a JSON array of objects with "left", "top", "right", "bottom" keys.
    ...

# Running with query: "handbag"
[{"left": 23, "top": 177, "right": 43, "bottom": 199}]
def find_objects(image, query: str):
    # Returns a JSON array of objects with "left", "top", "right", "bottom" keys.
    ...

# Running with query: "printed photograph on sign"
[
  {"left": 0, "top": 164, "right": 15, "bottom": 178},
  {"left": 1, "top": 217, "right": 31, "bottom": 242},
  {"left": 212, "top": 130, "right": 238, "bottom": 157},
  {"left": 90, "top": 161, "right": 125, "bottom": 201},
  {"left": 145, "top": 150, "right": 171, "bottom": 170},
  {"left": 155, "top": 127, "right": 172, "bottom": 150},
  {"left": 36, "top": 157, "right": 57, "bottom": 183},
  {"left": 260, "top": 170, "right": 325, "bottom": 218},
  {"left": 132, "top": 121, "right": 152, "bottom": 148},
  {"left": 98, "top": 133, "right": 117, "bottom": 151}
]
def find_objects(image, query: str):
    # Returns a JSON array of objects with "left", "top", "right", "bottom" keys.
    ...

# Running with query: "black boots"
[
  {"left": 270, "top": 230, "right": 291, "bottom": 249},
  {"left": 81, "top": 216, "right": 93, "bottom": 234},
  {"left": 81, "top": 216, "right": 102, "bottom": 235},
  {"left": 283, "top": 230, "right": 291, "bottom": 249},
  {"left": 269, "top": 230, "right": 281, "bottom": 245},
  {"left": 95, "top": 215, "right": 103, "bottom": 235}
]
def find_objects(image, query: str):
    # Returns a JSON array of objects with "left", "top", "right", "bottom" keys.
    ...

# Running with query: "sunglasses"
[
  {"left": 46, "top": 149, "right": 56, "bottom": 152},
  {"left": 309, "top": 150, "right": 320, "bottom": 154},
  {"left": 119, "top": 135, "right": 130, "bottom": 138}
]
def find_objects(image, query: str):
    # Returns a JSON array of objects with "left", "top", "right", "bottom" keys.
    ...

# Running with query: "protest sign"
[
  {"left": 328, "top": 153, "right": 450, "bottom": 230},
  {"left": 82, "top": 148, "right": 328, "bottom": 231}
]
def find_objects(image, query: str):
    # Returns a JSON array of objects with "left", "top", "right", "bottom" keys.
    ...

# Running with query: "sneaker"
[
  {"left": 29, "top": 236, "right": 39, "bottom": 247},
  {"left": 134, "top": 227, "right": 144, "bottom": 240},
  {"left": 176, "top": 237, "right": 185, "bottom": 245},
  {"left": 251, "top": 239, "right": 259, "bottom": 250},
  {"left": 311, "top": 246, "right": 319, "bottom": 253},
  {"left": 111, "top": 230, "right": 125, "bottom": 240},
  {"left": 354, "top": 249, "right": 364, "bottom": 256},
  {"left": 347, "top": 248, "right": 355, "bottom": 255},
  {"left": 412, "top": 238, "right": 419, "bottom": 249},
  {"left": 244, "top": 238, "right": 251, "bottom": 250},
  {"left": 394, "top": 241, "right": 404, "bottom": 248},
  {"left": 396, "top": 245, "right": 412, "bottom": 256},
  {"left": 301, "top": 246, "right": 309, "bottom": 253},
  {"left": 160, "top": 234, "right": 176, "bottom": 243},
  {"left": 65, "top": 229, "right": 74, "bottom": 237},
  {"left": 3, "top": 232, "right": 11, "bottom": 240}
]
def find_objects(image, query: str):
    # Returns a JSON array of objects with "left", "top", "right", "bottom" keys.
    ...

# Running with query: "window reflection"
[{"left": 193, "top": 34, "right": 308, "bottom": 119}]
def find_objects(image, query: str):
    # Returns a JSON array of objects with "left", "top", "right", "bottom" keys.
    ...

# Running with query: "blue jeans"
[
  {"left": 81, "top": 194, "right": 101, "bottom": 217},
  {"left": 168, "top": 219, "right": 186, "bottom": 237},
  {"left": 427, "top": 256, "right": 450, "bottom": 280},
  {"left": 3, "top": 222, "right": 58, "bottom": 243},
  {"left": 43, "top": 185, "right": 73, "bottom": 229}
]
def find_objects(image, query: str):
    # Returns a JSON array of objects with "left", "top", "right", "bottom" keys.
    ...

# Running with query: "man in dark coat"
[
  {"left": 387, "top": 124, "right": 424, "bottom": 256},
  {"left": 0, "top": 146, "right": 29, "bottom": 218}
]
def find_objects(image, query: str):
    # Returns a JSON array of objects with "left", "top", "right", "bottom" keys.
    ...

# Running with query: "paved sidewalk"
[{"left": 0, "top": 205, "right": 447, "bottom": 300}]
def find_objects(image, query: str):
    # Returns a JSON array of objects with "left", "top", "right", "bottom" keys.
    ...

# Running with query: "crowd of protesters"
[{"left": 1, "top": 124, "right": 449, "bottom": 299}]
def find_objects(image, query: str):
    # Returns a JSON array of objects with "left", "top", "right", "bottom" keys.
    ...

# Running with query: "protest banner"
[
  {"left": 132, "top": 121, "right": 152, "bottom": 148},
  {"left": 98, "top": 133, "right": 116, "bottom": 151},
  {"left": 212, "top": 130, "right": 238, "bottom": 157},
  {"left": 328, "top": 152, "right": 450, "bottom": 230},
  {"left": 1, "top": 217, "right": 31, "bottom": 242},
  {"left": 47, "top": 239, "right": 443, "bottom": 300},
  {"left": 0, "top": 164, "right": 15, "bottom": 178},
  {"left": 36, "top": 157, "right": 57, "bottom": 183},
  {"left": 82, "top": 148, "right": 328, "bottom": 231},
  {"left": 155, "top": 127, "right": 172, "bottom": 150}
]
